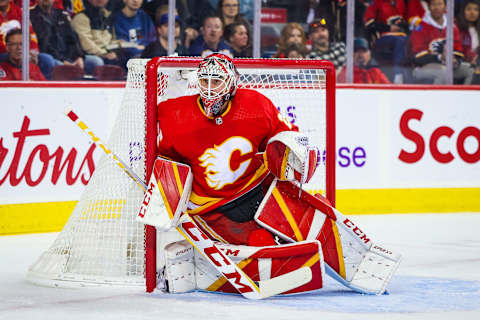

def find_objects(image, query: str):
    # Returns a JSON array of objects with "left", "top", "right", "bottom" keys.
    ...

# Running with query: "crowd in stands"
[{"left": 0, "top": 0, "right": 478, "bottom": 84}]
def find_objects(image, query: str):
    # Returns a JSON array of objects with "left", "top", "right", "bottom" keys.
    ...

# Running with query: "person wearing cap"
[
  {"left": 153, "top": 4, "right": 198, "bottom": 50},
  {"left": 337, "top": 37, "right": 391, "bottom": 84},
  {"left": 141, "top": 13, "right": 188, "bottom": 58},
  {"left": 306, "top": 17, "right": 346, "bottom": 74},
  {"left": 112, "top": 0, "right": 157, "bottom": 59}
]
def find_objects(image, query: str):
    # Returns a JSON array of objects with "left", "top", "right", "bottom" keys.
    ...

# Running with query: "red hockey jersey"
[
  {"left": 364, "top": 0, "right": 407, "bottom": 36},
  {"left": 0, "top": 60, "right": 45, "bottom": 80},
  {"left": 0, "top": 1, "right": 39, "bottom": 53},
  {"left": 410, "top": 19, "right": 464, "bottom": 63},
  {"left": 157, "top": 89, "right": 298, "bottom": 215}
]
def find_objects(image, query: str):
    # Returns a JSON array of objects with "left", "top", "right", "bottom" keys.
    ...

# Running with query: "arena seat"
[{"left": 93, "top": 65, "right": 126, "bottom": 81}]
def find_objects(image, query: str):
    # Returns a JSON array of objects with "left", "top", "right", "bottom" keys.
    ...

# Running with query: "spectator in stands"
[
  {"left": 0, "top": 28, "right": 46, "bottom": 80},
  {"left": 306, "top": 18, "right": 346, "bottom": 74},
  {"left": 223, "top": 21, "right": 251, "bottom": 57},
  {"left": 113, "top": 0, "right": 157, "bottom": 60},
  {"left": 410, "top": 0, "right": 474, "bottom": 84},
  {"left": 71, "top": 0, "right": 125, "bottom": 69},
  {"left": 364, "top": 0, "right": 409, "bottom": 84},
  {"left": 216, "top": 0, "right": 250, "bottom": 29},
  {"left": 141, "top": 13, "right": 188, "bottom": 57},
  {"left": 144, "top": 0, "right": 215, "bottom": 32},
  {"left": 273, "top": 22, "right": 308, "bottom": 58},
  {"left": 337, "top": 37, "right": 391, "bottom": 84},
  {"left": 61, "top": 0, "right": 120, "bottom": 15},
  {"left": 208, "top": 0, "right": 254, "bottom": 22},
  {"left": 0, "top": 0, "right": 58, "bottom": 78},
  {"left": 296, "top": 0, "right": 368, "bottom": 42},
  {"left": 283, "top": 42, "right": 308, "bottom": 58},
  {"left": 30, "top": 0, "right": 103, "bottom": 77},
  {"left": 456, "top": 0, "right": 480, "bottom": 65},
  {"left": 0, "top": 0, "right": 37, "bottom": 58},
  {"left": 152, "top": 4, "right": 198, "bottom": 50},
  {"left": 189, "top": 15, "right": 233, "bottom": 57}
]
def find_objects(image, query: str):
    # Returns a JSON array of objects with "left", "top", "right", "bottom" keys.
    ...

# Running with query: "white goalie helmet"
[{"left": 197, "top": 53, "right": 239, "bottom": 118}]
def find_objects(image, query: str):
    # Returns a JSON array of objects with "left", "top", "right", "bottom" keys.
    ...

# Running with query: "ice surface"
[{"left": 1, "top": 213, "right": 479, "bottom": 320}]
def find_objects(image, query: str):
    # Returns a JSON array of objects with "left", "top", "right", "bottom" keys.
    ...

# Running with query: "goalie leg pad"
[
  {"left": 254, "top": 179, "right": 401, "bottom": 295},
  {"left": 158, "top": 226, "right": 325, "bottom": 295},
  {"left": 162, "top": 240, "right": 196, "bottom": 294}
]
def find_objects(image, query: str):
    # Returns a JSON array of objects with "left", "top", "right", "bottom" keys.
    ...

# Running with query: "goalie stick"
[{"left": 64, "top": 107, "right": 312, "bottom": 300}]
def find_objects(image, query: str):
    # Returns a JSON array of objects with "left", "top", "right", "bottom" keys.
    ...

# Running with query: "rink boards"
[{"left": 1, "top": 83, "right": 479, "bottom": 234}]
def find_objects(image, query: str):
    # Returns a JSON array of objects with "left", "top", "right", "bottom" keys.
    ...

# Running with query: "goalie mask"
[{"left": 197, "top": 53, "right": 239, "bottom": 118}]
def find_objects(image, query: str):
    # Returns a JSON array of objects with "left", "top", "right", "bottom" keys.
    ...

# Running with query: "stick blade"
[{"left": 259, "top": 267, "right": 312, "bottom": 299}]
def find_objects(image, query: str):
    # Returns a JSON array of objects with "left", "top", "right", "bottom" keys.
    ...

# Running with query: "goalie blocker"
[{"left": 138, "top": 157, "right": 400, "bottom": 296}]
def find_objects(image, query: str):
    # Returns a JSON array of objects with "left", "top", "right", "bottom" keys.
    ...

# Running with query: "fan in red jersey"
[{"left": 145, "top": 53, "right": 401, "bottom": 297}]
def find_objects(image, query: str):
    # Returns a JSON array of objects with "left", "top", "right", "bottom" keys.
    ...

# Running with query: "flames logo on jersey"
[
  {"left": 199, "top": 137, "right": 253, "bottom": 190},
  {"left": 429, "top": 38, "right": 446, "bottom": 54}
]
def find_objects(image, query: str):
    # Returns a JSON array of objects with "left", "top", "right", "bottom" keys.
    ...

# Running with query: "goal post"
[{"left": 26, "top": 57, "right": 336, "bottom": 292}]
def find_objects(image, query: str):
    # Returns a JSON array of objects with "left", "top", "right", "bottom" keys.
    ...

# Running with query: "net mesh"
[
  {"left": 27, "top": 58, "right": 330, "bottom": 288},
  {"left": 27, "top": 60, "right": 149, "bottom": 287}
]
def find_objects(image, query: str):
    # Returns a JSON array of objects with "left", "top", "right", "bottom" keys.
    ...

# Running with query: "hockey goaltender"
[{"left": 137, "top": 53, "right": 401, "bottom": 299}]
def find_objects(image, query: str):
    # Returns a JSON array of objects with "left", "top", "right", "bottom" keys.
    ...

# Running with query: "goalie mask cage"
[{"left": 27, "top": 57, "right": 336, "bottom": 292}]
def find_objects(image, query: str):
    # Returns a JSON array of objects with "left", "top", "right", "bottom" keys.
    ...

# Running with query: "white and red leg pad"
[
  {"left": 162, "top": 239, "right": 196, "bottom": 293},
  {"left": 264, "top": 131, "right": 318, "bottom": 184},
  {"left": 160, "top": 236, "right": 325, "bottom": 295},
  {"left": 137, "top": 157, "right": 192, "bottom": 231},
  {"left": 254, "top": 179, "right": 402, "bottom": 295}
]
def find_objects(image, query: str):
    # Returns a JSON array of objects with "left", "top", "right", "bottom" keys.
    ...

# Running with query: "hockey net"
[{"left": 27, "top": 57, "right": 336, "bottom": 291}]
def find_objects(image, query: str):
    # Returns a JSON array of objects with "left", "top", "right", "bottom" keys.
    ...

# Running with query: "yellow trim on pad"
[
  {"left": 172, "top": 164, "right": 184, "bottom": 195},
  {"left": 272, "top": 187, "right": 304, "bottom": 241},
  {"left": 302, "top": 252, "right": 320, "bottom": 268},
  {"left": 331, "top": 221, "right": 346, "bottom": 279},
  {"left": 206, "top": 258, "right": 253, "bottom": 292}
]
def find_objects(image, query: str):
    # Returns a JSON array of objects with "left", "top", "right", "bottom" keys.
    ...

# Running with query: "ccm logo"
[
  {"left": 399, "top": 109, "right": 480, "bottom": 164},
  {"left": 343, "top": 219, "right": 370, "bottom": 244},
  {"left": 138, "top": 181, "right": 155, "bottom": 218},
  {"left": 219, "top": 248, "right": 240, "bottom": 257}
]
